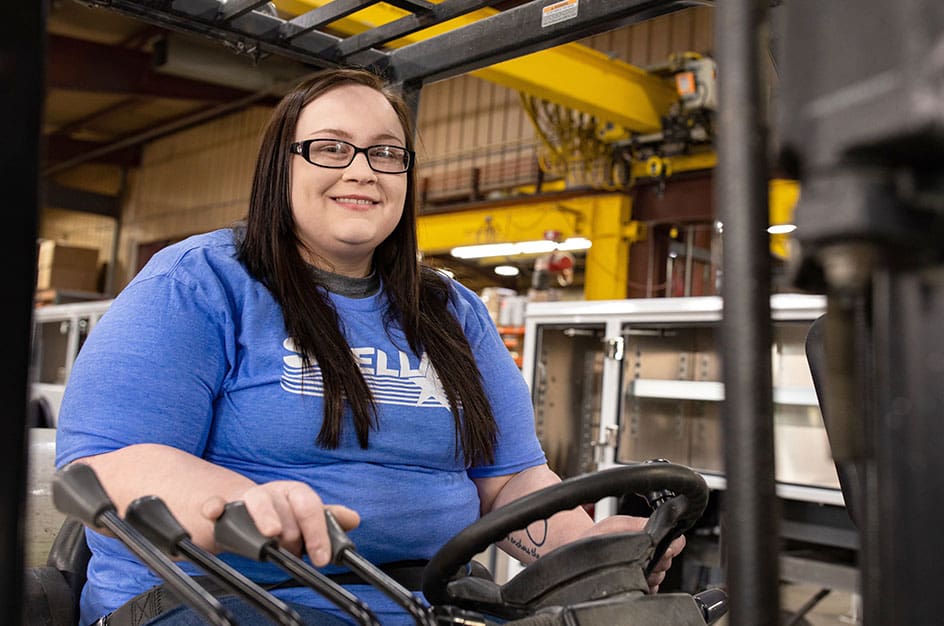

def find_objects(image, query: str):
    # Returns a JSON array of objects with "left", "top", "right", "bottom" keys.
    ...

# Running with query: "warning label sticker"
[{"left": 542, "top": 0, "right": 579, "bottom": 28}]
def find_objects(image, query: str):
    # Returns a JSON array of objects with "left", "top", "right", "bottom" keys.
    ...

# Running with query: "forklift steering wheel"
[{"left": 422, "top": 463, "right": 709, "bottom": 614}]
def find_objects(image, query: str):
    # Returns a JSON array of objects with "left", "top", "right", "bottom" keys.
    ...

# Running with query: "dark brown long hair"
[{"left": 239, "top": 67, "right": 497, "bottom": 466}]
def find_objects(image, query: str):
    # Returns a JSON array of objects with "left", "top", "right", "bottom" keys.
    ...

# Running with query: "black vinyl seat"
[{"left": 24, "top": 517, "right": 90, "bottom": 626}]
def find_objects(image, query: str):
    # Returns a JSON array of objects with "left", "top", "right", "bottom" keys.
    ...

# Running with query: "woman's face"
[{"left": 290, "top": 83, "right": 408, "bottom": 277}]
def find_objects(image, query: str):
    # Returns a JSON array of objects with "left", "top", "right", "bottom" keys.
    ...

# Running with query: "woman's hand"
[
  {"left": 581, "top": 514, "right": 686, "bottom": 594},
  {"left": 201, "top": 480, "right": 360, "bottom": 567}
]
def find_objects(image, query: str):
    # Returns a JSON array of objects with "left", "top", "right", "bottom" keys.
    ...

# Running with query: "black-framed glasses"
[{"left": 290, "top": 138, "right": 414, "bottom": 174}]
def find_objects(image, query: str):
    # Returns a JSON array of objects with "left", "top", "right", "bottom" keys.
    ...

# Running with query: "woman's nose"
[{"left": 343, "top": 151, "right": 377, "bottom": 181}]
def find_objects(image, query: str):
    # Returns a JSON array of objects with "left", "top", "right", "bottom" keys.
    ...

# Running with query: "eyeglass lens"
[{"left": 301, "top": 139, "right": 410, "bottom": 173}]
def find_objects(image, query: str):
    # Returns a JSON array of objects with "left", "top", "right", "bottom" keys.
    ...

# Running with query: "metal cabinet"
[
  {"left": 521, "top": 294, "right": 842, "bottom": 509},
  {"left": 28, "top": 299, "right": 113, "bottom": 427}
]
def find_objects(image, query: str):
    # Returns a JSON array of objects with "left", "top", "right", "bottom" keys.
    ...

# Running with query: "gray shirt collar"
[
  {"left": 309, "top": 265, "right": 380, "bottom": 298},
  {"left": 231, "top": 224, "right": 379, "bottom": 298}
]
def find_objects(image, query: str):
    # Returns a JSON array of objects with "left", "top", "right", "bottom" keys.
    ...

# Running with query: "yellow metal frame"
[
  {"left": 630, "top": 151, "right": 717, "bottom": 180},
  {"left": 418, "top": 194, "right": 638, "bottom": 300},
  {"left": 769, "top": 178, "right": 800, "bottom": 260}
]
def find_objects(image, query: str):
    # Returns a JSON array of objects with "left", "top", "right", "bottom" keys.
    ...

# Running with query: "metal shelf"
[{"left": 629, "top": 378, "right": 820, "bottom": 406}]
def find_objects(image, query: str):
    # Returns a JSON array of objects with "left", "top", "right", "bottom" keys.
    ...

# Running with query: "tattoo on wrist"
[
  {"left": 505, "top": 520, "right": 548, "bottom": 560},
  {"left": 525, "top": 519, "right": 548, "bottom": 547},
  {"left": 505, "top": 533, "right": 540, "bottom": 559}
]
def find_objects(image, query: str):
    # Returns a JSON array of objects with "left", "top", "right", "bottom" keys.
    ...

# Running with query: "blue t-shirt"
[{"left": 55, "top": 228, "right": 546, "bottom": 625}]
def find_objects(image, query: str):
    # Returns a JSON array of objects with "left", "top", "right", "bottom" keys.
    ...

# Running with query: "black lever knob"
[
  {"left": 52, "top": 462, "right": 116, "bottom": 527},
  {"left": 125, "top": 495, "right": 190, "bottom": 556},
  {"left": 215, "top": 501, "right": 277, "bottom": 560},
  {"left": 693, "top": 587, "right": 728, "bottom": 624}
]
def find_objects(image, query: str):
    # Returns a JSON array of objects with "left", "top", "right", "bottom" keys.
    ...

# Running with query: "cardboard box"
[{"left": 36, "top": 240, "right": 99, "bottom": 292}]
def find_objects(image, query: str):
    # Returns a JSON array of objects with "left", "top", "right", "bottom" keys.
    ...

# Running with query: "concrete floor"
[{"left": 714, "top": 582, "right": 860, "bottom": 625}]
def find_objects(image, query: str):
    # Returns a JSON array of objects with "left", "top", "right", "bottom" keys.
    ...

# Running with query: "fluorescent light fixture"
[
  {"left": 767, "top": 224, "right": 797, "bottom": 235},
  {"left": 451, "top": 237, "right": 592, "bottom": 260},
  {"left": 494, "top": 265, "right": 520, "bottom": 277},
  {"left": 451, "top": 243, "right": 519, "bottom": 259},
  {"left": 516, "top": 240, "right": 557, "bottom": 254},
  {"left": 557, "top": 237, "right": 592, "bottom": 251}
]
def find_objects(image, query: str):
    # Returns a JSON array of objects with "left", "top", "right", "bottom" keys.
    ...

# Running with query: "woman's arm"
[
  {"left": 76, "top": 443, "right": 358, "bottom": 567},
  {"left": 473, "top": 463, "right": 685, "bottom": 592},
  {"left": 473, "top": 464, "right": 593, "bottom": 560}
]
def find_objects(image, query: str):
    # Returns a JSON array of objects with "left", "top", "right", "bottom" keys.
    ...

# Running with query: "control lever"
[
  {"left": 638, "top": 458, "right": 687, "bottom": 579},
  {"left": 323, "top": 509, "right": 437, "bottom": 626},
  {"left": 51, "top": 463, "right": 236, "bottom": 626},
  {"left": 693, "top": 587, "right": 728, "bottom": 624},
  {"left": 215, "top": 501, "right": 381, "bottom": 626},
  {"left": 125, "top": 495, "right": 304, "bottom": 626}
]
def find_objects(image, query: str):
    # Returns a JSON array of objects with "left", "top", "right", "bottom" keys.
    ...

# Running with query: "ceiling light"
[
  {"left": 557, "top": 237, "right": 592, "bottom": 251},
  {"left": 767, "top": 224, "right": 797, "bottom": 234},
  {"left": 450, "top": 242, "right": 519, "bottom": 259},
  {"left": 516, "top": 240, "right": 557, "bottom": 254},
  {"left": 494, "top": 265, "right": 520, "bottom": 277},
  {"left": 450, "top": 238, "right": 592, "bottom": 260}
]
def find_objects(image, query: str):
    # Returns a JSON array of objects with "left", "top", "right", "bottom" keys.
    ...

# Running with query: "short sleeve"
[
  {"left": 448, "top": 282, "right": 547, "bottom": 478},
  {"left": 55, "top": 272, "right": 231, "bottom": 468}
]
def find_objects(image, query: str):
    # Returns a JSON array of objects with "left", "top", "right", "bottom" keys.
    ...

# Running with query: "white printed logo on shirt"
[{"left": 280, "top": 338, "right": 450, "bottom": 408}]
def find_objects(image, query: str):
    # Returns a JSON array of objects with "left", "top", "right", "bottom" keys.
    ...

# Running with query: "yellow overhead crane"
[
  {"left": 277, "top": 1, "right": 797, "bottom": 299},
  {"left": 276, "top": 0, "right": 678, "bottom": 133}
]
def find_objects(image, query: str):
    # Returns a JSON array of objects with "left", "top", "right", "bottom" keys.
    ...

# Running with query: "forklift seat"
[{"left": 24, "top": 517, "right": 90, "bottom": 626}]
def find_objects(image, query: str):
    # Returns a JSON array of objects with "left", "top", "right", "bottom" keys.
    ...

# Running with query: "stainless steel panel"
[
  {"left": 688, "top": 401, "right": 724, "bottom": 473},
  {"left": 624, "top": 326, "right": 697, "bottom": 381},
  {"left": 617, "top": 397, "right": 691, "bottom": 465},
  {"left": 531, "top": 325, "right": 605, "bottom": 479}
]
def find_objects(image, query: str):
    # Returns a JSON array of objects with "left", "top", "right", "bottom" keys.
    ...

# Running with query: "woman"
[{"left": 55, "top": 67, "right": 684, "bottom": 625}]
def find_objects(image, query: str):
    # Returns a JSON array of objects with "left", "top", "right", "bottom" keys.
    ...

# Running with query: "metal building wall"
[
  {"left": 117, "top": 106, "right": 270, "bottom": 288},
  {"left": 416, "top": 74, "right": 537, "bottom": 203},
  {"left": 39, "top": 163, "right": 124, "bottom": 288},
  {"left": 580, "top": 7, "right": 713, "bottom": 65}
]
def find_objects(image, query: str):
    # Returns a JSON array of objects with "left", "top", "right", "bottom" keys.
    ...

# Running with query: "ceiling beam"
[
  {"left": 46, "top": 34, "right": 253, "bottom": 101},
  {"left": 43, "top": 135, "right": 142, "bottom": 169},
  {"left": 331, "top": 0, "right": 503, "bottom": 58},
  {"left": 42, "top": 182, "right": 121, "bottom": 218}
]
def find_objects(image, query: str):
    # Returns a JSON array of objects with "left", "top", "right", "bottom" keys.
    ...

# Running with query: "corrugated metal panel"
[
  {"left": 580, "top": 6, "right": 713, "bottom": 66},
  {"left": 39, "top": 208, "right": 115, "bottom": 268},
  {"left": 416, "top": 74, "right": 537, "bottom": 203},
  {"left": 115, "top": 106, "right": 271, "bottom": 288}
]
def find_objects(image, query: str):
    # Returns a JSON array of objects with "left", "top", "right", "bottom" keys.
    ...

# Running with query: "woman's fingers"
[
  {"left": 201, "top": 482, "right": 356, "bottom": 566},
  {"left": 652, "top": 534, "right": 687, "bottom": 573},
  {"left": 647, "top": 569, "right": 666, "bottom": 594},
  {"left": 325, "top": 504, "right": 361, "bottom": 531},
  {"left": 647, "top": 534, "right": 687, "bottom": 593},
  {"left": 200, "top": 495, "right": 227, "bottom": 521},
  {"left": 285, "top": 484, "right": 331, "bottom": 566}
]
